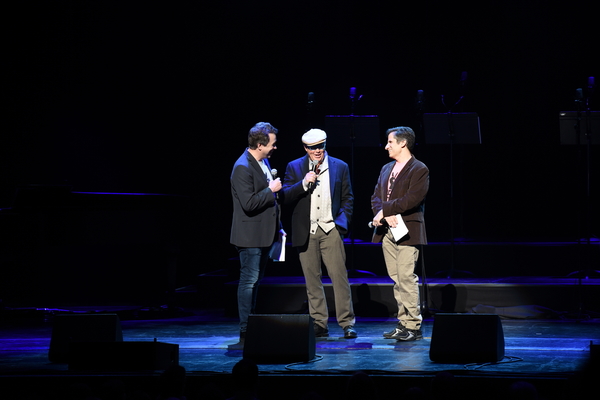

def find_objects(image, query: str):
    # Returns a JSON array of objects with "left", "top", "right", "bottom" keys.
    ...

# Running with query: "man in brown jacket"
[{"left": 371, "top": 126, "right": 429, "bottom": 341}]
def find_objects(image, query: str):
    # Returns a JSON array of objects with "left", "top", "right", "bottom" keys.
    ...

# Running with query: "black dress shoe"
[
  {"left": 343, "top": 325, "right": 357, "bottom": 338},
  {"left": 314, "top": 324, "right": 329, "bottom": 337}
]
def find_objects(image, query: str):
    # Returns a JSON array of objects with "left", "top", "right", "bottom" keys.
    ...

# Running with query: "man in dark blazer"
[
  {"left": 371, "top": 126, "right": 429, "bottom": 342},
  {"left": 230, "top": 122, "right": 282, "bottom": 340},
  {"left": 282, "top": 129, "right": 357, "bottom": 338}
]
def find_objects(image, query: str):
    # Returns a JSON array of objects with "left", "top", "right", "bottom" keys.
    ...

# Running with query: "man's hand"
[
  {"left": 269, "top": 178, "right": 282, "bottom": 193},
  {"left": 373, "top": 211, "right": 399, "bottom": 228},
  {"left": 385, "top": 215, "right": 399, "bottom": 228},
  {"left": 372, "top": 210, "right": 384, "bottom": 227},
  {"left": 303, "top": 171, "right": 317, "bottom": 186}
]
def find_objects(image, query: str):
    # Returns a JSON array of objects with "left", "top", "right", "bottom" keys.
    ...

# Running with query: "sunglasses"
[{"left": 305, "top": 143, "right": 326, "bottom": 150}]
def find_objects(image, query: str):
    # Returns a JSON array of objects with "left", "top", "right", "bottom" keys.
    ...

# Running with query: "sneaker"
[
  {"left": 383, "top": 324, "right": 423, "bottom": 341},
  {"left": 343, "top": 325, "right": 358, "bottom": 339},
  {"left": 314, "top": 324, "right": 329, "bottom": 337},
  {"left": 396, "top": 328, "right": 422, "bottom": 341},
  {"left": 383, "top": 323, "right": 403, "bottom": 339}
]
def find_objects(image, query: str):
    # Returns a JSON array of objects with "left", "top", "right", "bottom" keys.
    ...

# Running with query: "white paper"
[
  {"left": 390, "top": 214, "right": 408, "bottom": 241},
  {"left": 269, "top": 230, "right": 286, "bottom": 262},
  {"left": 277, "top": 234, "right": 286, "bottom": 262}
]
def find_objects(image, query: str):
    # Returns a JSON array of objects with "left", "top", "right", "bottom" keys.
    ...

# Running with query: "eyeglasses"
[{"left": 306, "top": 143, "right": 326, "bottom": 151}]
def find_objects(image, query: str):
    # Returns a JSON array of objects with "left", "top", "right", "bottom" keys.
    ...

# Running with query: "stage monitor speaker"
[
  {"left": 68, "top": 341, "right": 179, "bottom": 371},
  {"left": 243, "top": 314, "right": 315, "bottom": 363},
  {"left": 429, "top": 313, "right": 505, "bottom": 363},
  {"left": 48, "top": 313, "right": 123, "bottom": 363}
]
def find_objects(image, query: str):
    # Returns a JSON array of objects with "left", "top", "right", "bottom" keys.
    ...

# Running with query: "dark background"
[{"left": 2, "top": 1, "right": 598, "bottom": 304}]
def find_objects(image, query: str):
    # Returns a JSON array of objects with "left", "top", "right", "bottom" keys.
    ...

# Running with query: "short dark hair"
[
  {"left": 386, "top": 126, "right": 415, "bottom": 150},
  {"left": 248, "top": 122, "right": 278, "bottom": 149}
]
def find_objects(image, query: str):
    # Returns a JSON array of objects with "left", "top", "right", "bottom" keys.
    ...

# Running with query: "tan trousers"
[
  {"left": 382, "top": 231, "right": 422, "bottom": 330},
  {"left": 298, "top": 227, "right": 355, "bottom": 330}
]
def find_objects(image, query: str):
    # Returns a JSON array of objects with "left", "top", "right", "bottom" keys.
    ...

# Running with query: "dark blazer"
[
  {"left": 230, "top": 149, "right": 279, "bottom": 248},
  {"left": 281, "top": 154, "right": 353, "bottom": 248},
  {"left": 371, "top": 156, "right": 429, "bottom": 246}
]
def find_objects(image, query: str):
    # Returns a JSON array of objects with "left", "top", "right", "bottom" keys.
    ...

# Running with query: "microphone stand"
[
  {"left": 435, "top": 79, "right": 474, "bottom": 279},
  {"left": 348, "top": 89, "right": 357, "bottom": 275},
  {"left": 564, "top": 79, "right": 599, "bottom": 320},
  {"left": 306, "top": 92, "right": 315, "bottom": 130},
  {"left": 413, "top": 90, "right": 432, "bottom": 315},
  {"left": 347, "top": 88, "right": 375, "bottom": 278}
]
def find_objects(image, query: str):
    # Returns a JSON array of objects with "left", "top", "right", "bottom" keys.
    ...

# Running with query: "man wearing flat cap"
[{"left": 281, "top": 129, "right": 357, "bottom": 338}]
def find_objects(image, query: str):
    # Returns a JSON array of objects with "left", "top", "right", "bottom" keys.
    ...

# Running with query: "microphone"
[
  {"left": 307, "top": 160, "right": 317, "bottom": 190},
  {"left": 368, "top": 218, "right": 389, "bottom": 228},
  {"left": 307, "top": 92, "right": 315, "bottom": 105},
  {"left": 349, "top": 87, "right": 356, "bottom": 100},
  {"left": 588, "top": 76, "right": 595, "bottom": 95},
  {"left": 270, "top": 169, "right": 279, "bottom": 200},
  {"left": 311, "top": 159, "right": 319, "bottom": 171}
]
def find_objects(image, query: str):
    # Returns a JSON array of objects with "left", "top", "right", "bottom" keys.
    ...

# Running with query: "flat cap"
[{"left": 302, "top": 129, "right": 327, "bottom": 146}]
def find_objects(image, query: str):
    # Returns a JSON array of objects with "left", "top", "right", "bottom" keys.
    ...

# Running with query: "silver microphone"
[{"left": 308, "top": 161, "right": 317, "bottom": 190}]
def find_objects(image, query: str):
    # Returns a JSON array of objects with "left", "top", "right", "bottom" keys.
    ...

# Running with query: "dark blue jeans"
[{"left": 236, "top": 246, "right": 269, "bottom": 332}]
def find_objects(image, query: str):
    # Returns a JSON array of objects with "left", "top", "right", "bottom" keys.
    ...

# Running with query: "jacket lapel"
[
  {"left": 381, "top": 161, "right": 394, "bottom": 199},
  {"left": 327, "top": 156, "right": 336, "bottom": 198},
  {"left": 246, "top": 150, "right": 268, "bottom": 186},
  {"left": 302, "top": 154, "right": 310, "bottom": 175},
  {"left": 387, "top": 156, "right": 415, "bottom": 197}
]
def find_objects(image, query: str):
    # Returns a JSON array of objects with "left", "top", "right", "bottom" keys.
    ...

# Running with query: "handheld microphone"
[
  {"left": 270, "top": 169, "right": 279, "bottom": 200},
  {"left": 368, "top": 218, "right": 389, "bottom": 228},
  {"left": 307, "top": 160, "right": 317, "bottom": 190}
]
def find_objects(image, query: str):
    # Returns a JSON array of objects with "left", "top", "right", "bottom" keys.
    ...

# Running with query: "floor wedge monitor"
[
  {"left": 243, "top": 314, "right": 316, "bottom": 363},
  {"left": 429, "top": 313, "right": 505, "bottom": 363}
]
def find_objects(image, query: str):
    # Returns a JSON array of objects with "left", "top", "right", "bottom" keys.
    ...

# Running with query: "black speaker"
[
  {"left": 243, "top": 314, "right": 315, "bottom": 363},
  {"left": 429, "top": 313, "right": 505, "bottom": 363},
  {"left": 68, "top": 341, "right": 179, "bottom": 371},
  {"left": 48, "top": 313, "right": 123, "bottom": 363}
]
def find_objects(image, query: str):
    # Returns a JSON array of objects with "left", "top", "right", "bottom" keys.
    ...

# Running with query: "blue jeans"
[{"left": 236, "top": 247, "right": 269, "bottom": 332}]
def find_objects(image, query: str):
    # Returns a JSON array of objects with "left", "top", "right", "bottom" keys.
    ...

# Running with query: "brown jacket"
[{"left": 371, "top": 156, "right": 429, "bottom": 245}]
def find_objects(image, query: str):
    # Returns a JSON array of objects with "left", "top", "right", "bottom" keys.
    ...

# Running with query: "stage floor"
[
  {"left": 2, "top": 272, "right": 600, "bottom": 400},
  {"left": 1, "top": 303, "right": 599, "bottom": 400}
]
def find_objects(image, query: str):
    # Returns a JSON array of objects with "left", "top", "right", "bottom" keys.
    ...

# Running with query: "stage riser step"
[
  {"left": 226, "top": 242, "right": 598, "bottom": 278},
  {"left": 214, "top": 282, "right": 599, "bottom": 317}
]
